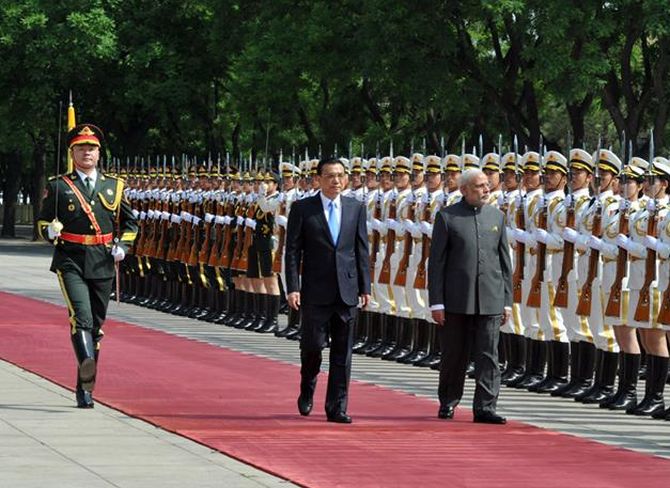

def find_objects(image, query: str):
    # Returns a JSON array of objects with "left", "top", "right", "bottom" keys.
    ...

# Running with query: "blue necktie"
[{"left": 328, "top": 200, "right": 340, "bottom": 244}]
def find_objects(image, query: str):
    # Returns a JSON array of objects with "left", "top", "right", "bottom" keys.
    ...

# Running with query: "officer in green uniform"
[{"left": 37, "top": 124, "right": 138, "bottom": 408}]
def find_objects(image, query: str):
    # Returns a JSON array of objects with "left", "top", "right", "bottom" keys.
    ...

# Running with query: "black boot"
[
  {"left": 400, "top": 320, "right": 429, "bottom": 364},
  {"left": 573, "top": 346, "right": 602, "bottom": 401},
  {"left": 365, "top": 314, "right": 388, "bottom": 356},
  {"left": 628, "top": 355, "right": 668, "bottom": 416},
  {"left": 507, "top": 337, "right": 533, "bottom": 387},
  {"left": 351, "top": 311, "right": 369, "bottom": 351},
  {"left": 561, "top": 341, "right": 596, "bottom": 398},
  {"left": 605, "top": 353, "right": 640, "bottom": 410},
  {"left": 514, "top": 340, "right": 546, "bottom": 389},
  {"left": 370, "top": 315, "right": 397, "bottom": 358},
  {"left": 503, "top": 334, "right": 527, "bottom": 385},
  {"left": 71, "top": 330, "right": 96, "bottom": 408},
  {"left": 499, "top": 332, "right": 510, "bottom": 376},
  {"left": 552, "top": 341, "right": 581, "bottom": 396},
  {"left": 415, "top": 323, "right": 438, "bottom": 367},
  {"left": 581, "top": 351, "right": 619, "bottom": 404},
  {"left": 534, "top": 341, "right": 569, "bottom": 394},
  {"left": 383, "top": 317, "right": 412, "bottom": 361},
  {"left": 258, "top": 294, "right": 280, "bottom": 333},
  {"left": 246, "top": 294, "right": 267, "bottom": 331}
]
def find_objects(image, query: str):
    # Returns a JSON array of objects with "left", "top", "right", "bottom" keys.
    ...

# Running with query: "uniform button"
[
  {"left": 91, "top": 201, "right": 96, "bottom": 206},
  {"left": 90, "top": 225, "right": 94, "bottom": 230}
]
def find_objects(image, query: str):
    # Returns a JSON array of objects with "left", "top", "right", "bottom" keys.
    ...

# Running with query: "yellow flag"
[{"left": 66, "top": 92, "right": 76, "bottom": 173}]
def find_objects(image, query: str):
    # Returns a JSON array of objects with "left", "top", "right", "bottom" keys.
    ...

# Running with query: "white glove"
[
  {"left": 214, "top": 215, "right": 225, "bottom": 225},
  {"left": 170, "top": 214, "right": 181, "bottom": 224},
  {"left": 534, "top": 228, "right": 548, "bottom": 244},
  {"left": 587, "top": 235, "right": 603, "bottom": 251},
  {"left": 371, "top": 218, "right": 382, "bottom": 232},
  {"left": 245, "top": 217, "right": 256, "bottom": 229},
  {"left": 139, "top": 211, "right": 147, "bottom": 220},
  {"left": 601, "top": 242, "right": 619, "bottom": 260},
  {"left": 497, "top": 193, "right": 505, "bottom": 207},
  {"left": 236, "top": 215, "right": 244, "bottom": 225},
  {"left": 514, "top": 195, "right": 522, "bottom": 206},
  {"left": 512, "top": 228, "right": 527, "bottom": 244},
  {"left": 132, "top": 209, "right": 140, "bottom": 219},
  {"left": 419, "top": 221, "right": 432, "bottom": 236},
  {"left": 276, "top": 215, "right": 288, "bottom": 227},
  {"left": 111, "top": 245, "right": 125, "bottom": 262},
  {"left": 562, "top": 227, "right": 578, "bottom": 243},
  {"left": 245, "top": 194, "right": 254, "bottom": 204},
  {"left": 259, "top": 183, "right": 267, "bottom": 196},
  {"left": 205, "top": 213, "right": 215, "bottom": 223},
  {"left": 385, "top": 218, "right": 396, "bottom": 232},
  {"left": 505, "top": 226, "right": 514, "bottom": 241},
  {"left": 643, "top": 235, "right": 658, "bottom": 251},
  {"left": 192, "top": 216, "right": 201, "bottom": 226},
  {"left": 223, "top": 215, "right": 232, "bottom": 225},
  {"left": 647, "top": 199, "right": 656, "bottom": 212},
  {"left": 402, "top": 219, "right": 414, "bottom": 233},
  {"left": 616, "top": 234, "right": 629, "bottom": 249},
  {"left": 147, "top": 210, "right": 155, "bottom": 219},
  {"left": 564, "top": 194, "right": 573, "bottom": 208},
  {"left": 657, "top": 242, "right": 670, "bottom": 260},
  {"left": 182, "top": 212, "right": 193, "bottom": 223},
  {"left": 619, "top": 199, "right": 629, "bottom": 211},
  {"left": 409, "top": 222, "right": 422, "bottom": 239},
  {"left": 47, "top": 221, "right": 63, "bottom": 240},
  {"left": 161, "top": 211, "right": 170, "bottom": 220}
]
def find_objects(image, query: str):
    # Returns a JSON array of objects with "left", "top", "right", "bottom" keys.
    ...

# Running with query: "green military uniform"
[{"left": 37, "top": 123, "right": 137, "bottom": 408}]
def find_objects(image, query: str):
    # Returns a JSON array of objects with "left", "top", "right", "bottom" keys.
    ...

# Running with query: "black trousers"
[
  {"left": 299, "top": 303, "right": 357, "bottom": 416},
  {"left": 56, "top": 268, "right": 113, "bottom": 348},
  {"left": 438, "top": 313, "right": 501, "bottom": 415}
]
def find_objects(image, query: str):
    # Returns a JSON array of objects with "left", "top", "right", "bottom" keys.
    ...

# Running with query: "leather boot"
[
  {"left": 552, "top": 341, "right": 580, "bottom": 396},
  {"left": 258, "top": 294, "right": 280, "bottom": 333},
  {"left": 503, "top": 334, "right": 527, "bottom": 385},
  {"left": 605, "top": 353, "right": 640, "bottom": 410},
  {"left": 365, "top": 314, "right": 387, "bottom": 356},
  {"left": 507, "top": 337, "right": 533, "bottom": 387},
  {"left": 370, "top": 315, "right": 397, "bottom": 358},
  {"left": 401, "top": 320, "right": 429, "bottom": 365},
  {"left": 384, "top": 318, "right": 411, "bottom": 361},
  {"left": 528, "top": 340, "right": 555, "bottom": 392},
  {"left": 246, "top": 294, "right": 267, "bottom": 331},
  {"left": 562, "top": 341, "right": 596, "bottom": 398},
  {"left": 582, "top": 351, "right": 619, "bottom": 404},
  {"left": 415, "top": 323, "right": 438, "bottom": 367},
  {"left": 535, "top": 341, "right": 569, "bottom": 394},
  {"left": 391, "top": 318, "right": 417, "bottom": 362},
  {"left": 628, "top": 355, "right": 668, "bottom": 416},
  {"left": 514, "top": 340, "right": 546, "bottom": 389},
  {"left": 71, "top": 330, "right": 96, "bottom": 408},
  {"left": 351, "top": 311, "right": 369, "bottom": 351}
]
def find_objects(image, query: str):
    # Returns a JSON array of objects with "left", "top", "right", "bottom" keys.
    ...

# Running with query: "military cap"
[
  {"left": 197, "top": 164, "right": 209, "bottom": 177},
  {"left": 242, "top": 171, "right": 253, "bottom": 182},
  {"left": 569, "top": 148, "right": 594, "bottom": 173},
  {"left": 149, "top": 166, "right": 159, "bottom": 178},
  {"left": 411, "top": 153, "right": 425, "bottom": 172},
  {"left": 365, "top": 158, "right": 378, "bottom": 175},
  {"left": 351, "top": 157, "right": 364, "bottom": 174},
  {"left": 521, "top": 151, "right": 541, "bottom": 172},
  {"left": 279, "top": 162, "right": 301, "bottom": 178},
  {"left": 595, "top": 149, "right": 621, "bottom": 175},
  {"left": 393, "top": 156, "right": 411, "bottom": 174},
  {"left": 187, "top": 165, "right": 197, "bottom": 178},
  {"left": 501, "top": 152, "right": 521, "bottom": 173},
  {"left": 379, "top": 156, "right": 394, "bottom": 174},
  {"left": 425, "top": 155, "right": 442, "bottom": 174},
  {"left": 339, "top": 157, "right": 351, "bottom": 174},
  {"left": 544, "top": 150, "right": 568, "bottom": 175},
  {"left": 265, "top": 171, "right": 281, "bottom": 184},
  {"left": 461, "top": 154, "right": 480, "bottom": 170},
  {"left": 481, "top": 153, "right": 501, "bottom": 172},
  {"left": 309, "top": 159, "right": 319, "bottom": 176},
  {"left": 629, "top": 157, "right": 649, "bottom": 173},
  {"left": 67, "top": 124, "right": 104, "bottom": 148},
  {"left": 622, "top": 163, "right": 646, "bottom": 180},
  {"left": 651, "top": 157, "right": 670, "bottom": 178},
  {"left": 444, "top": 154, "right": 461, "bottom": 172}
]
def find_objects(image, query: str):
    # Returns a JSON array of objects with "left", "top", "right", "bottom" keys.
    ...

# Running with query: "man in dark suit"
[
  {"left": 285, "top": 157, "right": 371, "bottom": 424},
  {"left": 428, "top": 168, "right": 512, "bottom": 424}
]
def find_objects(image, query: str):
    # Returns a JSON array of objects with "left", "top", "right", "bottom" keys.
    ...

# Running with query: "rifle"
[
  {"left": 634, "top": 202, "right": 657, "bottom": 321},
  {"left": 187, "top": 199, "right": 203, "bottom": 267},
  {"left": 237, "top": 199, "right": 257, "bottom": 271},
  {"left": 198, "top": 196, "right": 214, "bottom": 264},
  {"left": 378, "top": 190, "right": 398, "bottom": 284},
  {"left": 657, "top": 239, "right": 670, "bottom": 323},
  {"left": 512, "top": 195, "right": 526, "bottom": 304},
  {"left": 554, "top": 193, "right": 575, "bottom": 308},
  {"left": 413, "top": 193, "right": 432, "bottom": 289},
  {"left": 217, "top": 195, "right": 236, "bottom": 267},
  {"left": 207, "top": 195, "right": 225, "bottom": 267},
  {"left": 526, "top": 195, "right": 547, "bottom": 308},
  {"left": 369, "top": 189, "right": 383, "bottom": 282},
  {"left": 179, "top": 201, "right": 194, "bottom": 263},
  {"left": 272, "top": 197, "right": 287, "bottom": 273},
  {"left": 393, "top": 193, "right": 417, "bottom": 286},
  {"left": 605, "top": 200, "right": 630, "bottom": 317},
  {"left": 575, "top": 199, "right": 603, "bottom": 316},
  {"left": 230, "top": 197, "right": 248, "bottom": 270}
]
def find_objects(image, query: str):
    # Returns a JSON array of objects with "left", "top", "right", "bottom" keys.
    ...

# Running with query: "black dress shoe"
[
  {"left": 473, "top": 412, "right": 507, "bottom": 424},
  {"left": 437, "top": 406, "right": 454, "bottom": 419},
  {"left": 76, "top": 389, "right": 94, "bottom": 408},
  {"left": 297, "top": 395, "right": 313, "bottom": 416},
  {"left": 327, "top": 412, "right": 352, "bottom": 424}
]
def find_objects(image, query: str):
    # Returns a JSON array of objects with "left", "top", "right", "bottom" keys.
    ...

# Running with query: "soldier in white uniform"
[
  {"left": 618, "top": 158, "right": 670, "bottom": 416},
  {"left": 573, "top": 150, "right": 622, "bottom": 404},
  {"left": 509, "top": 152, "right": 545, "bottom": 389}
]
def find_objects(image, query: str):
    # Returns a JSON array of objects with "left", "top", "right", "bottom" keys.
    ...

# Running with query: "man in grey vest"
[{"left": 428, "top": 168, "right": 512, "bottom": 424}]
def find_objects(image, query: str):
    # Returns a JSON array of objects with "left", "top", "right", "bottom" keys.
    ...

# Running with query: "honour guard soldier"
[
  {"left": 574, "top": 149, "right": 622, "bottom": 404},
  {"left": 482, "top": 152, "right": 503, "bottom": 206},
  {"left": 618, "top": 158, "right": 670, "bottom": 416},
  {"left": 38, "top": 124, "right": 138, "bottom": 408}
]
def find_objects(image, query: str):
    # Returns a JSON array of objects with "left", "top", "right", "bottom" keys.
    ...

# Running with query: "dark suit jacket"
[
  {"left": 285, "top": 194, "right": 371, "bottom": 307},
  {"left": 428, "top": 199, "right": 512, "bottom": 315}
]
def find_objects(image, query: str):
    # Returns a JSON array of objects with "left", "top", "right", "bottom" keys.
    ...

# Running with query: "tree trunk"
[{"left": 1, "top": 151, "right": 22, "bottom": 238}]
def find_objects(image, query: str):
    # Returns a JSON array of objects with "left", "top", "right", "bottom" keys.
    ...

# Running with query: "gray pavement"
[{"left": 1, "top": 235, "right": 670, "bottom": 487}]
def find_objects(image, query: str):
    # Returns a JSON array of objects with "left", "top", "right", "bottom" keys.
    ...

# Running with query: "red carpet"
[{"left": 1, "top": 291, "right": 669, "bottom": 487}]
